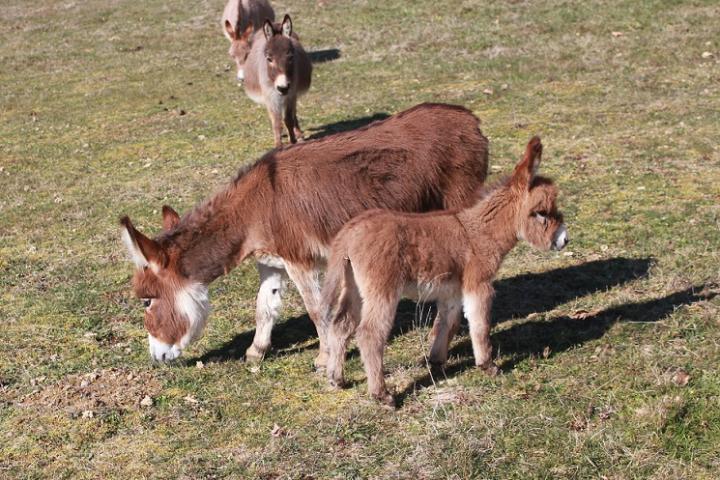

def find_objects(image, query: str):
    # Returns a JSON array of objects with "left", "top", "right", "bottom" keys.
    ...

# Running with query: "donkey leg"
[
  {"left": 284, "top": 100, "right": 298, "bottom": 144},
  {"left": 428, "top": 298, "right": 462, "bottom": 366},
  {"left": 245, "top": 262, "right": 287, "bottom": 362},
  {"left": 284, "top": 263, "right": 328, "bottom": 370},
  {"left": 289, "top": 100, "right": 304, "bottom": 141},
  {"left": 356, "top": 299, "right": 397, "bottom": 406},
  {"left": 267, "top": 105, "right": 283, "bottom": 148},
  {"left": 463, "top": 283, "right": 499, "bottom": 376},
  {"left": 326, "top": 307, "right": 360, "bottom": 389}
]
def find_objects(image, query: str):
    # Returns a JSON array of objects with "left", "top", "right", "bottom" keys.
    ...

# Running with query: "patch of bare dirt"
[{"left": 17, "top": 368, "right": 162, "bottom": 417}]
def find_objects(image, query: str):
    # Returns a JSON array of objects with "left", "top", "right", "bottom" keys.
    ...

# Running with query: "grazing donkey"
[
  {"left": 243, "top": 15, "right": 312, "bottom": 147},
  {"left": 222, "top": 0, "right": 275, "bottom": 83},
  {"left": 120, "top": 103, "right": 489, "bottom": 365},
  {"left": 321, "top": 137, "right": 569, "bottom": 406}
]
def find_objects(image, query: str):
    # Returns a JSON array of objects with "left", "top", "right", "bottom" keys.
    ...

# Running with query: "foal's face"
[
  {"left": 512, "top": 137, "right": 568, "bottom": 252},
  {"left": 519, "top": 179, "right": 568, "bottom": 251},
  {"left": 263, "top": 15, "right": 295, "bottom": 96},
  {"left": 121, "top": 214, "right": 210, "bottom": 362},
  {"left": 225, "top": 21, "right": 254, "bottom": 83}
]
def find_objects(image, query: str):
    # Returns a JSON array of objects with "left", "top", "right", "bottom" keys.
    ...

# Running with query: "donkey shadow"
[
  {"left": 308, "top": 48, "right": 341, "bottom": 64},
  {"left": 305, "top": 113, "right": 390, "bottom": 140},
  {"left": 394, "top": 284, "right": 716, "bottom": 407},
  {"left": 195, "top": 257, "right": 652, "bottom": 364}
]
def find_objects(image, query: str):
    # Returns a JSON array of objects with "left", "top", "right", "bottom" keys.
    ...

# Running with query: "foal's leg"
[
  {"left": 428, "top": 298, "right": 462, "bottom": 366},
  {"left": 356, "top": 297, "right": 398, "bottom": 406},
  {"left": 462, "top": 282, "right": 499, "bottom": 376},
  {"left": 245, "top": 262, "right": 287, "bottom": 362},
  {"left": 284, "top": 263, "right": 328, "bottom": 370},
  {"left": 326, "top": 303, "right": 361, "bottom": 388},
  {"left": 283, "top": 99, "right": 298, "bottom": 144},
  {"left": 267, "top": 104, "right": 283, "bottom": 148}
]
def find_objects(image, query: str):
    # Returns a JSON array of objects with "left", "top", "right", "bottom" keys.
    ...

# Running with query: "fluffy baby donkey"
[{"left": 321, "top": 137, "right": 569, "bottom": 405}]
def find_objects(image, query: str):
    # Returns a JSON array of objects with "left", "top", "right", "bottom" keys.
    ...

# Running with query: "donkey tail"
[{"left": 321, "top": 247, "right": 357, "bottom": 329}]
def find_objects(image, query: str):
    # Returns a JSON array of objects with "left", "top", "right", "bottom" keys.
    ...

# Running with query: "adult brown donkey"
[
  {"left": 120, "top": 103, "right": 489, "bottom": 367},
  {"left": 243, "top": 15, "right": 312, "bottom": 147},
  {"left": 222, "top": 0, "right": 275, "bottom": 83}
]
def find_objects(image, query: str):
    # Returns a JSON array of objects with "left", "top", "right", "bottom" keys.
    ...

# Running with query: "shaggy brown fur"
[
  {"left": 321, "top": 137, "right": 568, "bottom": 406},
  {"left": 120, "top": 103, "right": 490, "bottom": 363}
]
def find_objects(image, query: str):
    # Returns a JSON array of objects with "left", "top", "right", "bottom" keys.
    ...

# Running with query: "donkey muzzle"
[{"left": 552, "top": 224, "right": 569, "bottom": 251}]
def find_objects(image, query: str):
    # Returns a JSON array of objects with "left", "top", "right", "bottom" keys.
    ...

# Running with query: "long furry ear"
[
  {"left": 161, "top": 205, "right": 180, "bottom": 231},
  {"left": 263, "top": 19, "right": 274, "bottom": 40},
  {"left": 240, "top": 21, "right": 254, "bottom": 40},
  {"left": 512, "top": 136, "right": 543, "bottom": 188},
  {"left": 120, "top": 216, "right": 166, "bottom": 269},
  {"left": 224, "top": 19, "right": 237, "bottom": 40},
  {"left": 281, "top": 15, "right": 292, "bottom": 37}
]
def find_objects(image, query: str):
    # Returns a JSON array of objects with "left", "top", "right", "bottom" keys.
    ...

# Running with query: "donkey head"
[
  {"left": 225, "top": 20, "right": 255, "bottom": 83},
  {"left": 512, "top": 137, "right": 569, "bottom": 251},
  {"left": 120, "top": 207, "right": 210, "bottom": 362},
  {"left": 263, "top": 15, "right": 295, "bottom": 96}
]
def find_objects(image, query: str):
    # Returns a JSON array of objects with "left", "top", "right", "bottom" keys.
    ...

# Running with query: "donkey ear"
[
  {"left": 512, "top": 136, "right": 543, "bottom": 188},
  {"left": 263, "top": 19, "right": 274, "bottom": 40},
  {"left": 281, "top": 15, "right": 292, "bottom": 38},
  {"left": 240, "top": 21, "right": 254, "bottom": 40},
  {"left": 161, "top": 205, "right": 180, "bottom": 231},
  {"left": 120, "top": 216, "right": 167, "bottom": 269},
  {"left": 224, "top": 20, "right": 237, "bottom": 40}
]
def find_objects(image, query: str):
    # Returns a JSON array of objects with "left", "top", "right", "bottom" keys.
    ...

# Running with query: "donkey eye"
[
  {"left": 266, "top": 56, "right": 272, "bottom": 62},
  {"left": 142, "top": 298, "right": 152, "bottom": 308}
]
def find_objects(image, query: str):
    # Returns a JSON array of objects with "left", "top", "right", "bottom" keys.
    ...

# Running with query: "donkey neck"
[
  {"left": 162, "top": 169, "right": 267, "bottom": 284},
  {"left": 456, "top": 184, "right": 521, "bottom": 262}
]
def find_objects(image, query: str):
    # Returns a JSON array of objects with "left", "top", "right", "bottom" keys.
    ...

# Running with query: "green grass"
[{"left": 2, "top": 0, "right": 720, "bottom": 478}]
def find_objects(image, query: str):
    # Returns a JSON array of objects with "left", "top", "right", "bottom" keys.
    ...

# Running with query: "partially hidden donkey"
[
  {"left": 119, "top": 103, "right": 489, "bottom": 367},
  {"left": 243, "top": 15, "right": 312, "bottom": 147},
  {"left": 321, "top": 136, "right": 569, "bottom": 406},
  {"left": 222, "top": 0, "right": 275, "bottom": 83}
]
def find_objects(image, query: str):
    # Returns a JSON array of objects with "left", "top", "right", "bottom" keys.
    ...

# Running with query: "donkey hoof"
[
  {"left": 244, "top": 345, "right": 266, "bottom": 364},
  {"left": 373, "top": 390, "right": 396, "bottom": 408},
  {"left": 313, "top": 354, "right": 328, "bottom": 371},
  {"left": 328, "top": 376, "right": 345, "bottom": 390},
  {"left": 479, "top": 361, "right": 500, "bottom": 377}
]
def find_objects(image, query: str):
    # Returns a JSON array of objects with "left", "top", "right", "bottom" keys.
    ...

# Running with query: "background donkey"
[
  {"left": 119, "top": 103, "right": 489, "bottom": 366},
  {"left": 222, "top": 0, "right": 275, "bottom": 83},
  {"left": 321, "top": 137, "right": 569, "bottom": 406},
  {"left": 243, "top": 15, "right": 312, "bottom": 147}
]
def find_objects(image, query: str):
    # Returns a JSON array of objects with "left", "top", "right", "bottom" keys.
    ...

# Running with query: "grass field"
[{"left": 1, "top": 0, "right": 720, "bottom": 478}]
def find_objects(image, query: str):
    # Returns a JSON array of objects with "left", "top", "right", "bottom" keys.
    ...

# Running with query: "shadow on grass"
[
  {"left": 305, "top": 113, "right": 390, "bottom": 140},
  {"left": 195, "top": 257, "right": 653, "bottom": 365},
  {"left": 395, "top": 284, "right": 716, "bottom": 407},
  {"left": 194, "top": 314, "right": 318, "bottom": 363},
  {"left": 308, "top": 48, "right": 341, "bottom": 64}
]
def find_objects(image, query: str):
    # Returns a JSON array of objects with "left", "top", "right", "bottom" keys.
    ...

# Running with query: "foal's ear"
[
  {"left": 281, "top": 15, "right": 292, "bottom": 38},
  {"left": 240, "top": 21, "right": 254, "bottom": 41},
  {"left": 120, "top": 216, "right": 167, "bottom": 270},
  {"left": 513, "top": 136, "right": 543, "bottom": 188},
  {"left": 161, "top": 205, "right": 180, "bottom": 231},
  {"left": 224, "top": 20, "right": 237, "bottom": 40},
  {"left": 263, "top": 19, "right": 274, "bottom": 40}
]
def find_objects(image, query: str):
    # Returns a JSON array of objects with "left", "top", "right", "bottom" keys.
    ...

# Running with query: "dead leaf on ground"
[
  {"left": 671, "top": 369, "right": 691, "bottom": 387},
  {"left": 570, "top": 309, "right": 601, "bottom": 320},
  {"left": 271, "top": 424, "right": 287, "bottom": 438}
]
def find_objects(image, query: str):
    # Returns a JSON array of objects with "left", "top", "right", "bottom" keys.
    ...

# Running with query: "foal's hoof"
[
  {"left": 244, "top": 345, "right": 266, "bottom": 364},
  {"left": 313, "top": 355, "right": 328, "bottom": 372},
  {"left": 479, "top": 360, "right": 500, "bottom": 377},
  {"left": 373, "top": 390, "right": 396, "bottom": 408},
  {"left": 328, "top": 376, "right": 345, "bottom": 390}
]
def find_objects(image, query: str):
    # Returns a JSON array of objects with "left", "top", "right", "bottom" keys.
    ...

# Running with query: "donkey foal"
[
  {"left": 243, "top": 15, "right": 312, "bottom": 147},
  {"left": 321, "top": 137, "right": 569, "bottom": 406}
]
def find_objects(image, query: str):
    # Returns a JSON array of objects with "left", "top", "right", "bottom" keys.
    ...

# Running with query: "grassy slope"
[{"left": 1, "top": 0, "right": 719, "bottom": 478}]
